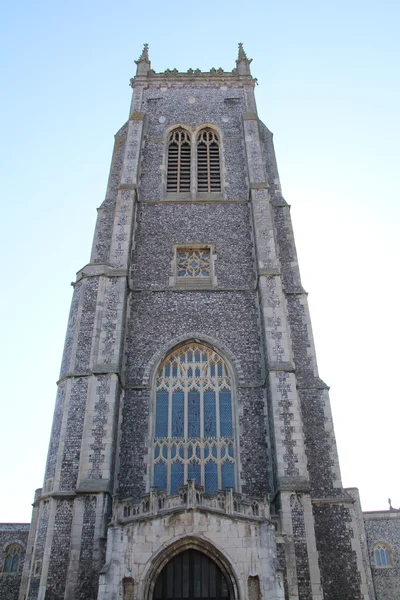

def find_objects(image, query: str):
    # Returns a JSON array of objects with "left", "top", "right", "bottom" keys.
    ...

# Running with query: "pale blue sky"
[{"left": 1, "top": 0, "right": 399, "bottom": 522}]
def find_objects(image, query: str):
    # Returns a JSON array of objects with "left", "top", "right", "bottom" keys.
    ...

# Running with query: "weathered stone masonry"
[{"left": 11, "top": 44, "right": 399, "bottom": 600}]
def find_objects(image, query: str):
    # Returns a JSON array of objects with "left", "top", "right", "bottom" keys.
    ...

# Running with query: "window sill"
[{"left": 164, "top": 192, "right": 224, "bottom": 201}]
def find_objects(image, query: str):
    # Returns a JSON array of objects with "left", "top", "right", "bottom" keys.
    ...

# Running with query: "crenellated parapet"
[{"left": 115, "top": 481, "right": 270, "bottom": 524}]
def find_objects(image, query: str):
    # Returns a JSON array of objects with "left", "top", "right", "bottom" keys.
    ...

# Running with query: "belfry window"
[
  {"left": 374, "top": 543, "right": 393, "bottom": 567},
  {"left": 2, "top": 544, "right": 21, "bottom": 574},
  {"left": 197, "top": 128, "right": 221, "bottom": 193},
  {"left": 167, "top": 128, "right": 191, "bottom": 193},
  {"left": 153, "top": 343, "right": 235, "bottom": 495}
]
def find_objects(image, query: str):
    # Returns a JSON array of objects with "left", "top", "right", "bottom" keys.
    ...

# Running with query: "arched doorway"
[{"left": 153, "top": 549, "right": 230, "bottom": 600}]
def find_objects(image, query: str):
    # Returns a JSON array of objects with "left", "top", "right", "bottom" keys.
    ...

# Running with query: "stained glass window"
[
  {"left": 374, "top": 543, "right": 393, "bottom": 567},
  {"left": 153, "top": 343, "right": 236, "bottom": 494},
  {"left": 177, "top": 248, "right": 211, "bottom": 278},
  {"left": 2, "top": 544, "right": 21, "bottom": 574}
]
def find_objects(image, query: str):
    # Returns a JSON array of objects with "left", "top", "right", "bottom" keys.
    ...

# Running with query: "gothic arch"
[
  {"left": 141, "top": 535, "right": 240, "bottom": 600},
  {"left": 142, "top": 334, "right": 245, "bottom": 388},
  {"left": 149, "top": 340, "right": 241, "bottom": 494}
]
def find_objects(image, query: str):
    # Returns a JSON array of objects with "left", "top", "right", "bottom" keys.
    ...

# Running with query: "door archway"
[{"left": 153, "top": 549, "right": 230, "bottom": 600}]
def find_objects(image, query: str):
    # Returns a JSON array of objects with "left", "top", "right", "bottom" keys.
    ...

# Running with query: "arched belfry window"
[
  {"left": 167, "top": 128, "right": 191, "bottom": 193},
  {"left": 153, "top": 343, "right": 235, "bottom": 495},
  {"left": 197, "top": 128, "right": 221, "bottom": 193}
]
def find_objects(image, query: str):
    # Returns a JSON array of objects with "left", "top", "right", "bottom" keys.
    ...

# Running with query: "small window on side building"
[
  {"left": 2, "top": 544, "right": 21, "bottom": 574},
  {"left": 374, "top": 542, "right": 393, "bottom": 567}
]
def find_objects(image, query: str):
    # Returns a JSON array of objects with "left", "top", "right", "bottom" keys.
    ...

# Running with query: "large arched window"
[
  {"left": 153, "top": 343, "right": 235, "bottom": 495},
  {"left": 167, "top": 128, "right": 191, "bottom": 193},
  {"left": 197, "top": 128, "right": 221, "bottom": 193},
  {"left": 2, "top": 543, "right": 21, "bottom": 574}
]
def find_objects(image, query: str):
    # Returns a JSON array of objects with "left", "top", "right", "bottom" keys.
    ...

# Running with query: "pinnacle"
[
  {"left": 136, "top": 43, "right": 150, "bottom": 63},
  {"left": 237, "top": 42, "right": 248, "bottom": 61}
]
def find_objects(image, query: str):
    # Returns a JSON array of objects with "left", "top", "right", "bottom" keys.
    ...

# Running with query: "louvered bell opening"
[
  {"left": 197, "top": 142, "right": 209, "bottom": 192},
  {"left": 167, "top": 143, "right": 179, "bottom": 192},
  {"left": 179, "top": 142, "right": 191, "bottom": 192},
  {"left": 209, "top": 142, "right": 221, "bottom": 192}
]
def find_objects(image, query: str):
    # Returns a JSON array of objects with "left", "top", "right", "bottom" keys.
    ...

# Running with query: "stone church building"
[{"left": 1, "top": 45, "right": 399, "bottom": 600}]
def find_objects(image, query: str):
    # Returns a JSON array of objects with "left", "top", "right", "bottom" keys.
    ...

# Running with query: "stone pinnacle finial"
[
  {"left": 238, "top": 43, "right": 248, "bottom": 61},
  {"left": 135, "top": 43, "right": 151, "bottom": 76},
  {"left": 236, "top": 42, "right": 252, "bottom": 75},
  {"left": 137, "top": 43, "right": 149, "bottom": 62}
]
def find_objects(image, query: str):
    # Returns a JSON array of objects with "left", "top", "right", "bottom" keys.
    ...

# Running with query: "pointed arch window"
[
  {"left": 2, "top": 544, "right": 21, "bottom": 574},
  {"left": 153, "top": 343, "right": 235, "bottom": 495},
  {"left": 167, "top": 128, "right": 191, "bottom": 193},
  {"left": 197, "top": 128, "right": 221, "bottom": 193},
  {"left": 374, "top": 542, "right": 394, "bottom": 567}
]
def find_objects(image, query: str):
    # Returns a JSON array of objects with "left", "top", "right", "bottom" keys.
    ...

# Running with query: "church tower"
[{"left": 20, "top": 45, "right": 372, "bottom": 600}]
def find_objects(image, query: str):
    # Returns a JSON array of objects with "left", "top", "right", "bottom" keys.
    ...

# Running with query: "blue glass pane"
[
  {"left": 218, "top": 363, "right": 223, "bottom": 376},
  {"left": 228, "top": 443, "right": 234, "bottom": 458},
  {"left": 155, "top": 391, "right": 168, "bottom": 438},
  {"left": 5, "top": 556, "right": 12, "bottom": 573},
  {"left": 172, "top": 365, "right": 178, "bottom": 377},
  {"left": 171, "top": 462, "right": 184, "bottom": 494},
  {"left": 154, "top": 462, "right": 167, "bottom": 491},
  {"left": 188, "top": 367, "right": 193, "bottom": 378},
  {"left": 12, "top": 556, "right": 19, "bottom": 573},
  {"left": 154, "top": 446, "right": 160, "bottom": 459},
  {"left": 195, "top": 367, "right": 200, "bottom": 377},
  {"left": 375, "top": 550, "right": 381, "bottom": 566},
  {"left": 171, "top": 391, "right": 184, "bottom": 437},
  {"left": 188, "top": 461, "right": 201, "bottom": 486},
  {"left": 204, "top": 390, "right": 216, "bottom": 437},
  {"left": 205, "top": 461, "right": 218, "bottom": 494},
  {"left": 188, "top": 391, "right": 200, "bottom": 438},
  {"left": 171, "top": 446, "right": 177, "bottom": 459},
  {"left": 195, "top": 352, "right": 201, "bottom": 362},
  {"left": 188, "top": 351, "right": 193, "bottom": 362},
  {"left": 165, "top": 364, "right": 170, "bottom": 377},
  {"left": 221, "top": 461, "right": 235, "bottom": 489},
  {"left": 219, "top": 390, "right": 233, "bottom": 436},
  {"left": 210, "top": 364, "right": 215, "bottom": 377},
  {"left": 212, "top": 445, "right": 217, "bottom": 458},
  {"left": 384, "top": 549, "right": 391, "bottom": 566}
]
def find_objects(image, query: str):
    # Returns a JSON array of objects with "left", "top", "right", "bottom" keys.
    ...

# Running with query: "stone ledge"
[
  {"left": 284, "top": 286, "right": 308, "bottom": 295},
  {"left": 118, "top": 183, "right": 137, "bottom": 191},
  {"left": 57, "top": 370, "right": 121, "bottom": 386},
  {"left": 258, "top": 267, "right": 282, "bottom": 276},
  {"left": 296, "top": 376, "right": 329, "bottom": 391},
  {"left": 250, "top": 182, "right": 268, "bottom": 190},
  {"left": 130, "top": 112, "right": 145, "bottom": 120},
  {"left": 76, "top": 479, "right": 111, "bottom": 493},
  {"left": 243, "top": 112, "right": 258, "bottom": 121},
  {"left": 312, "top": 496, "right": 355, "bottom": 505},
  {"left": 39, "top": 490, "right": 77, "bottom": 500},
  {"left": 140, "top": 198, "right": 247, "bottom": 205},
  {"left": 129, "top": 287, "right": 255, "bottom": 293},
  {"left": 267, "top": 362, "right": 296, "bottom": 373},
  {"left": 274, "top": 478, "right": 311, "bottom": 496},
  {"left": 76, "top": 263, "right": 128, "bottom": 283}
]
